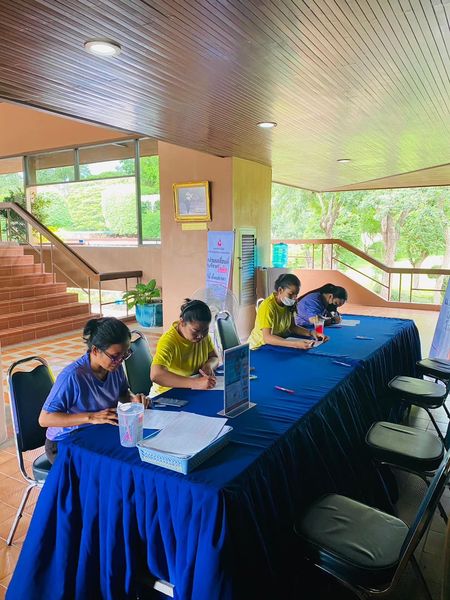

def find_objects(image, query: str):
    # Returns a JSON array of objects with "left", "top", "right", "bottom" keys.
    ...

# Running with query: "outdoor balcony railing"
[{"left": 272, "top": 238, "right": 450, "bottom": 305}]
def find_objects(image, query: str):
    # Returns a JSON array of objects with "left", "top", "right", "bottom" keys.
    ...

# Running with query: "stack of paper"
[
  {"left": 328, "top": 319, "right": 360, "bottom": 327},
  {"left": 143, "top": 410, "right": 181, "bottom": 430},
  {"left": 140, "top": 412, "right": 229, "bottom": 457}
]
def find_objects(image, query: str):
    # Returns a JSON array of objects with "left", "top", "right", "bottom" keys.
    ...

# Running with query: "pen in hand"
[{"left": 199, "top": 368, "right": 216, "bottom": 382}]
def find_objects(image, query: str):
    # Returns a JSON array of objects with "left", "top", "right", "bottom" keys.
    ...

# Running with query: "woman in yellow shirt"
[
  {"left": 150, "top": 299, "right": 219, "bottom": 398},
  {"left": 248, "top": 274, "right": 317, "bottom": 350}
]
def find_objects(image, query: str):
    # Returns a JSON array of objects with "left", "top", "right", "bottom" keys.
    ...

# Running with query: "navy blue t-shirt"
[
  {"left": 43, "top": 353, "right": 128, "bottom": 441},
  {"left": 295, "top": 292, "right": 328, "bottom": 327}
]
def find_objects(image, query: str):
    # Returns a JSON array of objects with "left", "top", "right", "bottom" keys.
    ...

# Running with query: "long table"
[{"left": 7, "top": 316, "right": 421, "bottom": 600}]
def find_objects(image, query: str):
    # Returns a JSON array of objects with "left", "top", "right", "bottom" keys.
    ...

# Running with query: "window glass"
[{"left": 37, "top": 177, "right": 137, "bottom": 245}]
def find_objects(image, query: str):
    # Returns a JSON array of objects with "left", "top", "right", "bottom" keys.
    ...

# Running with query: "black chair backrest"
[
  {"left": 216, "top": 311, "right": 240, "bottom": 351},
  {"left": 8, "top": 357, "right": 54, "bottom": 453},
  {"left": 124, "top": 330, "right": 152, "bottom": 395},
  {"left": 392, "top": 450, "right": 450, "bottom": 587}
]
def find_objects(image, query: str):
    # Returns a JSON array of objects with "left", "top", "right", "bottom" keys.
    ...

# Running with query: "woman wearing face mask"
[
  {"left": 295, "top": 283, "right": 348, "bottom": 328},
  {"left": 150, "top": 299, "right": 219, "bottom": 398},
  {"left": 248, "top": 274, "right": 316, "bottom": 350}
]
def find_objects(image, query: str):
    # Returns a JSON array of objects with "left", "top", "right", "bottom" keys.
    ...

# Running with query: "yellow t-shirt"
[
  {"left": 150, "top": 322, "right": 215, "bottom": 398},
  {"left": 247, "top": 293, "right": 293, "bottom": 350}
]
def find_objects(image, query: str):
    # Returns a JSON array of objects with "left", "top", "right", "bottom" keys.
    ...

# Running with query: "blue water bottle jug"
[{"left": 272, "top": 243, "right": 288, "bottom": 268}]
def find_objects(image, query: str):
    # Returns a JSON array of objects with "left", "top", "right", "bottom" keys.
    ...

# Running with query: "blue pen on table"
[
  {"left": 332, "top": 360, "right": 352, "bottom": 367},
  {"left": 355, "top": 335, "right": 374, "bottom": 340},
  {"left": 274, "top": 385, "right": 295, "bottom": 394}
]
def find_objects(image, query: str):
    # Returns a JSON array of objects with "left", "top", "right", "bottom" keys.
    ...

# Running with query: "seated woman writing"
[
  {"left": 39, "top": 317, "right": 148, "bottom": 464},
  {"left": 248, "top": 273, "right": 321, "bottom": 350},
  {"left": 295, "top": 283, "right": 348, "bottom": 328},
  {"left": 150, "top": 299, "right": 219, "bottom": 398}
]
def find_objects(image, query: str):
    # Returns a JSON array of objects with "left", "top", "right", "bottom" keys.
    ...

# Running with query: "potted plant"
[{"left": 122, "top": 279, "right": 163, "bottom": 327}]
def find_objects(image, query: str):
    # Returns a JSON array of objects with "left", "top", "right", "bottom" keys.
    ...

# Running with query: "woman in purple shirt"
[
  {"left": 295, "top": 283, "right": 348, "bottom": 328},
  {"left": 39, "top": 317, "right": 147, "bottom": 463}
]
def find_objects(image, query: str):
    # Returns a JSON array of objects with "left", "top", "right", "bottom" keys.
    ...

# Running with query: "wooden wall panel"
[{"left": 0, "top": 0, "right": 449, "bottom": 190}]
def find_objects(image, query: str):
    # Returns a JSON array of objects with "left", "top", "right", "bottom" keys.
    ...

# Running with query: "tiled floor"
[{"left": 0, "top": 308, "right": 446, "bottom": 599}]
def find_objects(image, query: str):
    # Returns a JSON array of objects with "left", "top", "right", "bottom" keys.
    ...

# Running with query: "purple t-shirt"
[
  {"left": 43, "top": 352, "right": 128, "bottom": 441},
  {"left": 295, "top": 292, "right": 327, "bottom": 327}
]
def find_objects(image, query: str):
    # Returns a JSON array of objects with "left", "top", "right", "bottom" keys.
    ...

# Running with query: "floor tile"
[{"left": 0, "top": 545, "right": 20, "bottom": 581}]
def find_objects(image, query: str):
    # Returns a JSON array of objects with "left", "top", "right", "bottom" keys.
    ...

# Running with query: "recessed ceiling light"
[
  {"left": 257, "top": 121, "right": 277, "bottom": 129},
  {"left": 84, "top": 40, "right": 122, "bottom": 57},
  {"left": 337, "top": 158, "right": 351, "bottom": 163}
]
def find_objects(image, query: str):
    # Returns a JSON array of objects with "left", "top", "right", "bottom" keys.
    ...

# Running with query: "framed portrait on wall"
[{"left": 173, "top": 181, "right": 211, "bottom": 222}]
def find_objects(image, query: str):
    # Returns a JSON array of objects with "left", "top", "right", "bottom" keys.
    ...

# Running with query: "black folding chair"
[
  {"left": 123, "top": 330, "right": 152, "bottom": 395},
  {"left": 389, "top": 375, "right": 449, "bottom": 443},
  {"left": 295, "top": 450, "right": 450, "bottom": 599},
  {"left": 215, "top": 311, "right": 240, "bottom": 351},
  {"left": 366, "top": 421, "right": 447, "bottom": 523},
  {"left": 7, "top": 356, "right": 54, "bottom": 545},
  {"left": 417, "top": 357, "right": 450, "bottom": 395}
]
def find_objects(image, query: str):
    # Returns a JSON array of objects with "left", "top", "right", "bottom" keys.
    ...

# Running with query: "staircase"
[{"left": 0, "top": 244, "right": 97, "bottom": 347}]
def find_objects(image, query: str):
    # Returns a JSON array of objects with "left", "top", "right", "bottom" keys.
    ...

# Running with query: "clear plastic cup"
[
  {"left": 117, "top": 403, "right": 144, "bottom": 447},
  {"left": 314, "top": 316, "right": 325, "bottom": 338}
]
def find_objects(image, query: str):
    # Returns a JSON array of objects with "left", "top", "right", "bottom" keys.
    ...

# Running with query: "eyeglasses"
[{"left": 102, "top": 348, "right": 133, "bottom": 363}]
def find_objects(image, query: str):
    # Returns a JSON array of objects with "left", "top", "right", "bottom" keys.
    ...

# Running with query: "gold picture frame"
[{"left": 173, "top": 181, "right": 211, "bottom": 222}]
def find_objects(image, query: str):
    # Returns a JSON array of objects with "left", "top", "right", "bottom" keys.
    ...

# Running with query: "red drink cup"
[{"left": 315, "top": 322, "right": 324, "bottom": 337}]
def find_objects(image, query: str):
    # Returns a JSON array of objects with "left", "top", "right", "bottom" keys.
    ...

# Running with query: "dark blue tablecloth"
[{"left": 7, "top": 316, "right": 421, "bottom": 600}]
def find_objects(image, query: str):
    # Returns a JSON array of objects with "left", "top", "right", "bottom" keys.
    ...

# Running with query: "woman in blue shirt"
[
  {"left": 295, "top": 283, "right": 348, "bottom": 328},
  {"left": 39, "top": 317, "right": 147, "bottom": 463}
]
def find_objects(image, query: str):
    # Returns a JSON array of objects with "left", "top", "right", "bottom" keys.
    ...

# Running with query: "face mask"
[{"left": 281, "top": 297, "right": 295, "bottom": 307}]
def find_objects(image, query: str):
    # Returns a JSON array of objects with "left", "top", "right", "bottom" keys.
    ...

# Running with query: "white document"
[
  {"left": 285, "top": 337, "right": 323, "bottom": 348},
  {"left": 141, "top": 412, "right": 228, "bottom": 456},
  {"left": 190, "top": 374, "right": 225, "bottom": 391},
  {"left": 328, "top": 319, "right": 360, "bottom": 327},
  {"left": 143, "top": 410, "right": 181, "bottom": 430}
]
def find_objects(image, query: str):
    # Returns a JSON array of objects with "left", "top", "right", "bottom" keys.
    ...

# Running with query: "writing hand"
[
  {"left": 199, "top": 364, "right": 215, "bottom": 378},
  {"left": 130, "top": 392, "right": 151, "bottom": 408},
  {"left": 292, "top": 340, "right": 315, "bottom": 350},
  {"left": 192, "top": 375, "right": 216, "bottom": 390}
]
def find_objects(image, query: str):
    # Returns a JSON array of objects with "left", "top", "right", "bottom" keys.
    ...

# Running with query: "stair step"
[
  {"left": 0, "top": 255, "right": 34, "bottom": 266},
  {"left": 0, "top": 273, "right": 53, "bottom": 287},
  {"left": 0, "top": 264, "right": 43, "bottom": 277},
  {"left": 0, "top": 302, "right": 90, "bottom": 330},
  {"left": 0, "top": 292, "right": 79, "bottom": 314},
  {"left": 0, "top": 282, "right": 67, "bottom": 301},
  {"left": 0, "top": 313, "right": 100, "bottom": 347},
  {"left": 0, "top": 247, "right": 25, "bottom": 257}
]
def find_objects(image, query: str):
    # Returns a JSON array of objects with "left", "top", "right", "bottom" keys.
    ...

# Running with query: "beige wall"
[
  {"left": 232, "top": 157, "right": 272, "bottom": 337},
  {"left": 75, "top": 246, "right": 162, "bottom": 289},
  {"left": 158, "top": 144, "right": 272, "bottom": 332},
  {"left": 0, "top": 102, "right": 131, "bottom": 159},
  {"left": 30, "top": 245, "right": 162, "bottom": 291},
  {"left": 159, "top": 141, "right": 233, "bottom": 326}
]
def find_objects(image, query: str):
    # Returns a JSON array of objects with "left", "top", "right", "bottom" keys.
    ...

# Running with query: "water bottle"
[{"left": 272, "top": 243, "right": 288, "bottom": 268}]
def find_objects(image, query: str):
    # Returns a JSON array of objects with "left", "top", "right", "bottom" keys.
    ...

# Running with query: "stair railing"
[
  {"left": 0, "top": 202, "right": 142, "bottom": 316},
  {"left": 272, "top": 238, "right": 450, "bottom": 305}
]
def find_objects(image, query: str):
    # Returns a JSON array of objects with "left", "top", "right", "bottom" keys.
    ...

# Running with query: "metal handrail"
[
  {"left": 272, "top": 238, "right": 450, "bottom": 276},
  {"left": 0, "top": 202, "right": 143, "bottom": 315},
  {"left": 272, "top": 238, "right": 450, "bottom": 304}
]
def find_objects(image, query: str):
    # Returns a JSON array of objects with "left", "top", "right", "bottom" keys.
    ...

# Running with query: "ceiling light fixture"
[
  {"left": 337, "top": 158, "right": 351, "bottom": 164},
  {"left": 84, "top": 40, "right": 122, "bottom": 57},
  {"left": 257, "top": 121, "right": 277, "bottom": 129}
]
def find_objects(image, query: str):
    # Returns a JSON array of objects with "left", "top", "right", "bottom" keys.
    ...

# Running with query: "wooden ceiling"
[{"left": 0, "top": 0, "right": 450, "bottom": 191}]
